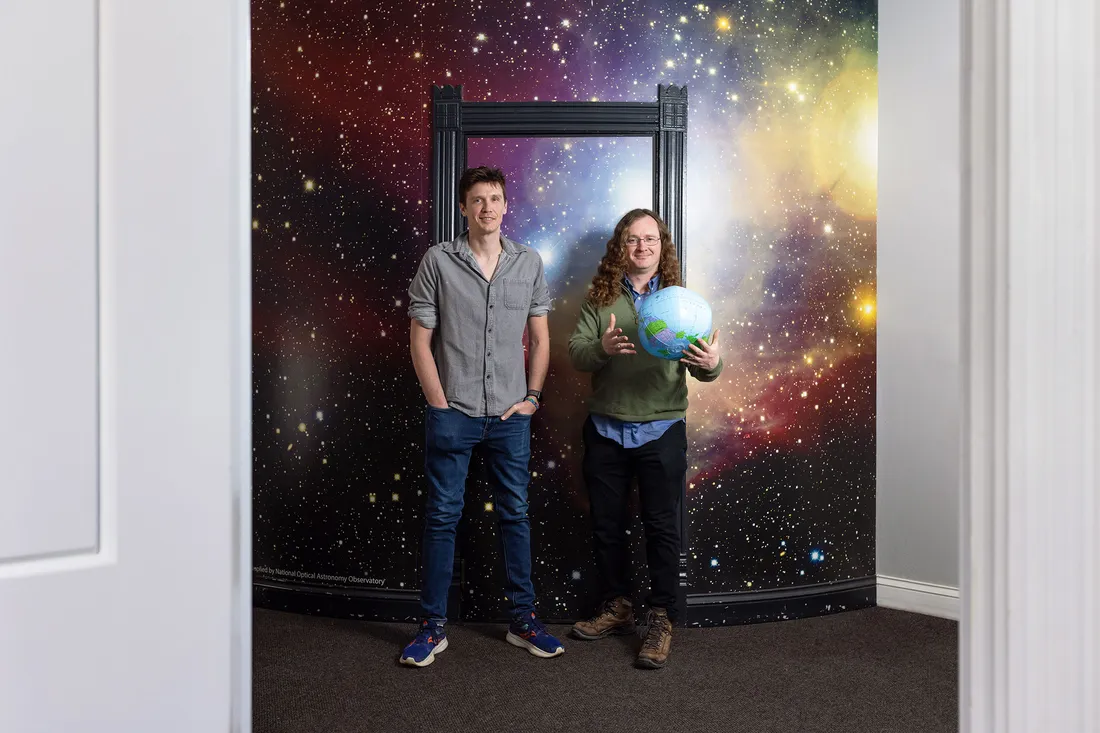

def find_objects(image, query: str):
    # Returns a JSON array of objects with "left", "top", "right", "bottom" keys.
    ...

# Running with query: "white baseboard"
[{"left": 876, "top": 575, "right": 959, "bottom": 620}]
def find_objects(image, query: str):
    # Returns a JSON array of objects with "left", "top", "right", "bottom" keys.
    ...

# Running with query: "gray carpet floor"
[{"left": 253, "top": 606, "right": 957, "bottom": 733}]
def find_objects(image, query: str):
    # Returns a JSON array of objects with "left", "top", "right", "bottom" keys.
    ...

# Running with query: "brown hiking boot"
[
  {"left": 571, "top": 597, "right": 635, "bottom": 640},
  {"left": 635, "top": 607, "right": 672, "bottom": 669}
]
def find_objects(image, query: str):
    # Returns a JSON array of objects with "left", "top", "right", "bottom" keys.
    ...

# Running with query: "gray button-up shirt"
[{"left": 408, "top": 232, "right": 551, "bottom": 417}]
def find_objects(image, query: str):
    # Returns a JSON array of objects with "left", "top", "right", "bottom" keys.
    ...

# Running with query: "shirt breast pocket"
[{"left": 502, "top": 278, "right": 530, "bottom": 311}]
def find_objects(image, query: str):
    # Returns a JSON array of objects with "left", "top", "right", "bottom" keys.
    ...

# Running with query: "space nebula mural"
[{"left": 252, "top": 0, "right": 878, "bottom": 621}]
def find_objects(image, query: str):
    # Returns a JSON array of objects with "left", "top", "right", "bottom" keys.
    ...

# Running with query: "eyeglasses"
[{"left": 625, "top": 236, "right": 660, "bottom": 247}]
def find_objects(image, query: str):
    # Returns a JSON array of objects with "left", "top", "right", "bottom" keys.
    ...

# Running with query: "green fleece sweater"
[{"left": 567, "top": 285, "right": 723, "bottom": 421}]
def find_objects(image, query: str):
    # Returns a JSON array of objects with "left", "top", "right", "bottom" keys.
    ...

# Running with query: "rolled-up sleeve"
[
  {"left": 529, "top": 255, "right": 551, "bottom": 317},
  {"left": 407, "top": 249, "right": 439, "bottom": 329}
]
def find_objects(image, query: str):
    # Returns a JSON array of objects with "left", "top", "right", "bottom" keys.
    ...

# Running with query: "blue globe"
[{"left": 637, "top": 286, "right": 713, "bottom": 360}]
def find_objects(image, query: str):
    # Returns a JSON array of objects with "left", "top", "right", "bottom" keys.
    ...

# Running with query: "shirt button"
[
  {"left": 487, "top": 351, "right": 492, "bottom": 357},
  {"left": 489, "top": 304, "right": 494, "bottom": 309}
]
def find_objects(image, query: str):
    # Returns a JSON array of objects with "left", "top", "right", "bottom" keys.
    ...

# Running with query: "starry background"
[{"left": 252, "top": 0, "right": 877, "bottom": 620}]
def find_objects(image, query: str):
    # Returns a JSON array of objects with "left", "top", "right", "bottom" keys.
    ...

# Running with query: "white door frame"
[
  {"left": 960, "top": 0, "right": 1098, "bottom": 730},
  {"left": 231, "top": 0, "right": 253, "bottom": 728}
]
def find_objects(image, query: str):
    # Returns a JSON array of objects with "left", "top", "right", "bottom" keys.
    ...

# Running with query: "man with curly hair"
[{"left": 567, "top": 208, "right": 723, "bottom": 669}]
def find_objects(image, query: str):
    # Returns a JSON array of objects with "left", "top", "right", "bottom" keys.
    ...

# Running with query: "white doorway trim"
[
  {"left": 231, "top": 0, "right": 253, "bottom": 729},
  {"left": 960, "top": 0, "right": 1098, "bottom": 730}
]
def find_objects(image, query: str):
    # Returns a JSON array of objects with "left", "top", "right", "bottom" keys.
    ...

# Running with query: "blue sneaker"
[
  {"left": 400, "top": 621, "right": 448, "bottom": 667},
  {"left": 506, "top": 612, "right": 565, "bottom": 658}
]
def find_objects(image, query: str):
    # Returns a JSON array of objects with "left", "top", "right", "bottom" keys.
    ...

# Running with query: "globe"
[{"left": 637, "top": 285, "right": 713, "bottom": 360}]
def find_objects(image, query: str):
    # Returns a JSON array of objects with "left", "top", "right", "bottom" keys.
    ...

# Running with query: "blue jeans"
[{"left": 420, "top": 405, "right": 536, "bottom": 625}]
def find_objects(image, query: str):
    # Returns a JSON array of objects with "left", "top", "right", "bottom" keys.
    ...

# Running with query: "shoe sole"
[
  {"left": 506, "top": 631, "right": 564, "bottom": 658},
  {"left": 400, "top": 636, "right": 448, "bottom": 667},
  {"left": 570, "top": 624, "right": 637, "bottom": 641},
  {"left": 634, "top": 655, "right": 667, "bottom": 670}
]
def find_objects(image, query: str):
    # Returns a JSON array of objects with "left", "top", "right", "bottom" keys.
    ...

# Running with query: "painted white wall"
[{"left": 876, "top": 0, "right": 962, "bottom": 598}]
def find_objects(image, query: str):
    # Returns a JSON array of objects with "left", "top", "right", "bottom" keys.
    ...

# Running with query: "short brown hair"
[{"left": 458, "top": 167, "right": 507, "bottom": 206}]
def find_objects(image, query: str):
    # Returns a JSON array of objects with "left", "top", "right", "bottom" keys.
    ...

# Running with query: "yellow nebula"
[
  {"left": 810, "top": 50, "right": 878, "bottom": 219},
  {"left": 736, "top": 120, "right": 812, "bottom": 228}
]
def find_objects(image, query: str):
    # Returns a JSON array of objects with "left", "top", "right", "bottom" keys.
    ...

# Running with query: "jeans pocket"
[{"left": 425, "top": 404, "right": 456, "bottom": 447}]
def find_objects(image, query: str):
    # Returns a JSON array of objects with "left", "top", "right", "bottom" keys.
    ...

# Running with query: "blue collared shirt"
[{"left": 590, "top": 275, "right": 685, "bottom": 448}]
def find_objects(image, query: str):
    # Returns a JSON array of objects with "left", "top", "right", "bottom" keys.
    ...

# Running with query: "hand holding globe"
[{"left": 679, "top": 328, "right": 721, "bottom": 370}]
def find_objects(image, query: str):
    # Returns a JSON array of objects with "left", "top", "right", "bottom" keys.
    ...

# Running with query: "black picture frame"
[{"left": 431, "top": 84, "right": 688, "bottom": 267}]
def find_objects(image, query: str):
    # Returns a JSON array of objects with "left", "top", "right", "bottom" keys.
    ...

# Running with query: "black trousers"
[{"left": 581, "top": 415, "right": 686, "bottom": 621}]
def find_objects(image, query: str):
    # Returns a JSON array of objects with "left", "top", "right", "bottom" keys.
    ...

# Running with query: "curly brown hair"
[{"left": 585, "top": 208, "right": 682, "bottom": 307}]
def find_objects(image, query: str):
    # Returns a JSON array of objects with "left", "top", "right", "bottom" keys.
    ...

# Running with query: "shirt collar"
[
  {"left": 441, "top": 230, "right": 520, "bottom": 256},
  {"left": 623, "top": 273, "right": 660, "bottom": 297}
]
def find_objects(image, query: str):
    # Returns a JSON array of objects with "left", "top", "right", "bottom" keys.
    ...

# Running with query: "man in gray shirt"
[{"left": 400, "top": 166, "right": 565, "bottom": 666}]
